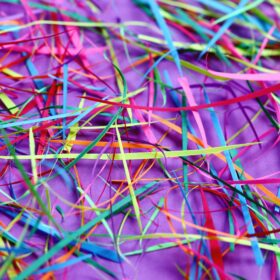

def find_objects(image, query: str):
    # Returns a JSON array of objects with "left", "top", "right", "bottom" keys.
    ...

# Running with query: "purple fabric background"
[{"left": 0, "top": 0, "right": 279, "bottom": 279}]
